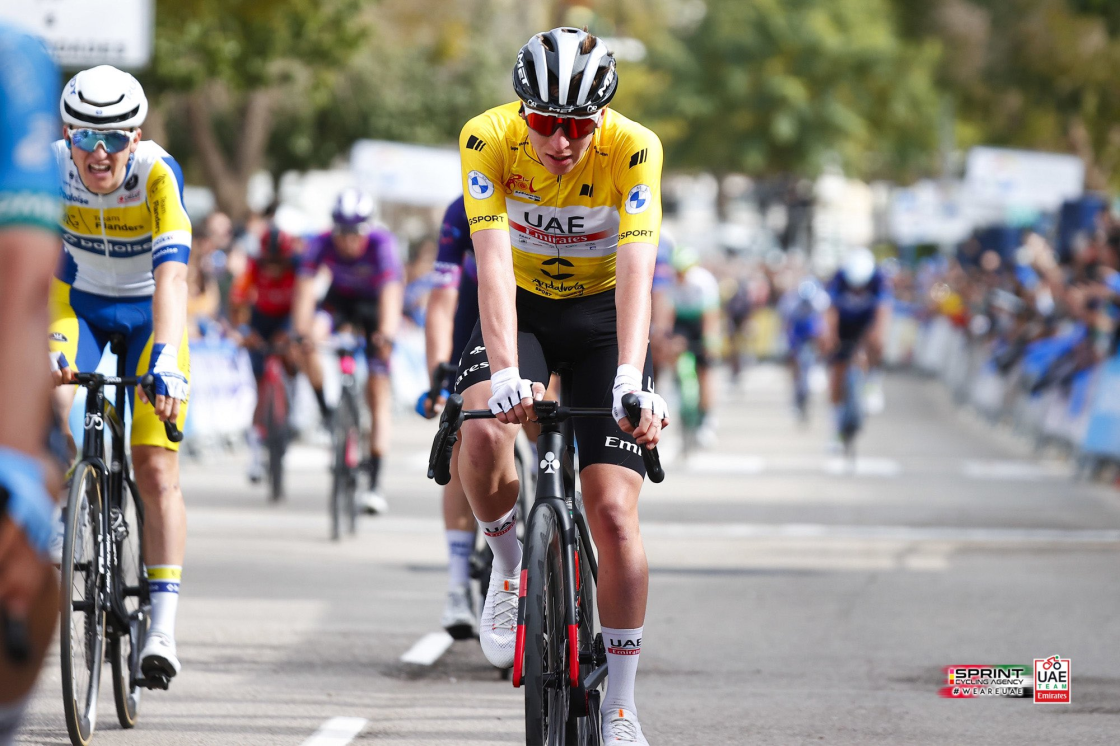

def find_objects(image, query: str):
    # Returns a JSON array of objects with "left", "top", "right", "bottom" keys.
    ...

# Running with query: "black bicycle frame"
[{"left": 78, "top": 338, "right": 146, "bottom": 637}]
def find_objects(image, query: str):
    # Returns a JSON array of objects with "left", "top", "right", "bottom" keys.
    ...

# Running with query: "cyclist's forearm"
[
  {"left": 425, "top": 287, "right": 458, "bottom": 376},
  {"left": 152, "top": 262, "right": 188, "bottom": 347},
  {"left": 0, "top": 229, "right": 59, "bottom": 455},
  {"left": 292, "top": 276, "right": 319, "bottom": 337},
  {"left": 474, "top": 229, "right": 519, "bottom": 371},
  {"left": 615, "top": 242, "right": 656, "bottom": 370},
  {"left": 377, "top": 281, "right": 404, "bottom": 340}
]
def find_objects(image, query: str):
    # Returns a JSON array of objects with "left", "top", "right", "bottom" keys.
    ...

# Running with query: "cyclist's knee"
[
  {"left": 461, "top": 418, "right": 516, "bottom": 468},
  {"left": 132, "top": 446, "right": 181, "bottom": 503}
]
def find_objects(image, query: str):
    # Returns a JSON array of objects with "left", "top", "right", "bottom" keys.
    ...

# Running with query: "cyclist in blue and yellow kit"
[{"left": 48, "top": 66, "right": 191, "bottom": 685}]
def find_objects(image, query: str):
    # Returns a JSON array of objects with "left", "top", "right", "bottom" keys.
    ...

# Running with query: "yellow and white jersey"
[
  {"left": 54, "top": 139, "right": 192, "bottom": 298},
  {"left": 460, "top": 102, "right": 662, "bottom": 299}
]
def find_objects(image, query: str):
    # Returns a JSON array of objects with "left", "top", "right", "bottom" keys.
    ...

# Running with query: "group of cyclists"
[{"left": 0, "top": 20, "right": 894, "bottom": 746}]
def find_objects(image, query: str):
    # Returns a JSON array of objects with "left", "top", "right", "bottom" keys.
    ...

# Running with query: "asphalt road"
[{"left": 17, "top": 365, "right": 1120, "bottom": 744}]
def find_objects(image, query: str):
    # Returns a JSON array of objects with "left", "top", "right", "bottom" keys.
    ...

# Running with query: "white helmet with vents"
[
  {"left": 60, "top": 65, "right": 148, "bottom": 129},
  {"left": 513, "top": 27, "right": 617, "bottom": 116}
]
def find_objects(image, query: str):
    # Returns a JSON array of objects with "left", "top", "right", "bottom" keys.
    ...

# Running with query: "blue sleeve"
[
  {"left": 826, "top": 274, "right": 842, "bottom": 304},
  {"left": 0, "top": 25, "right": 60, "bottom": 231},
  {"left": 436, "top": 196, "right": 469, "bottom": 266},
  {"left": 299, "top": 233, "right": 327, "bottom": 276}
]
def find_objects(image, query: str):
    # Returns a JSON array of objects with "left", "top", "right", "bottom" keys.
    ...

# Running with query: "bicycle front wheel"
[
  {"left": 523, "top": 506, "right": 570, "bottom": 746},
  {"left": 110, "top": 480, "right": 146, "bottom": 728},
  {"left": 61, "top": 462, "right": 106, "bottom": 746},
  {"left": 264, "top": 390, "right": 287, "bottom": 502}
]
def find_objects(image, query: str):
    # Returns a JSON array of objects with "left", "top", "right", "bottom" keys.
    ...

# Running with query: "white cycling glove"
[
  {"left": 611, "top": 364, "right": 667, "bottom": 425},
  {"left": 488, "top": 366, "right": 534, "bottom": 415},
  {"left": 149, "top": 343, "right": 190, "bottom": 401}
]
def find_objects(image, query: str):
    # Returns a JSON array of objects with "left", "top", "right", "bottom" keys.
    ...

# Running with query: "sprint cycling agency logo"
[
  {"left": 467, "top": 170, "right": 493, "bottom": 200},
  {"left": 1034, "top": 655, "right": 1071, "bottom": 703},
  {"left": 938, "top": 657, "right": 1070, "bottom": 703},
  {"left": 625, "top": 184, "right": 651, "bottom": 215}
]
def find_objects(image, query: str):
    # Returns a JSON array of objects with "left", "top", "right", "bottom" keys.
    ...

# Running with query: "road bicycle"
[
  {"left": 328, "top": 332, "right": 365, "bottom": 541},
  {"left": 429, "top": 379, "right": 663, "bottom": 745},
  {"left": 835, "top": 342, "right": 865, "bottom": 458},
  {"left": 253, "top": 342, "right": 295, "bottom": 502},
  {"left": 59, "top": 334, "right": 182, "bottom": 746}
]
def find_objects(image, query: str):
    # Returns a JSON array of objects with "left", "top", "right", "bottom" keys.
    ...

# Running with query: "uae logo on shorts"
[
  {"left": 467, "top": 170, "right": 493, "bottom": 199},
  {"left": 625, "top": 184, "right": 651, "bottom": 214}
]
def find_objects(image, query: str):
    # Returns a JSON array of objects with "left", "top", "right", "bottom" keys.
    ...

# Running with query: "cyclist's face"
[
  {"left": 524, "top": 118, "right": 597, "bottom": 176},
  {"left": 333, "top": 230, "right": 367, "bottom": 258},
  {"left": 65, "top": 126, "right": 138, "bottom": 195}
]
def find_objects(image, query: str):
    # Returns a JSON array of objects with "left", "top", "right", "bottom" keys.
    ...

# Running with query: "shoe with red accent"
[
  {"left": 601, "top": 708, "right": 648, "bottom": 745},
  {"left": 479, "top": 563, "right": 519, "bottom": 668}
]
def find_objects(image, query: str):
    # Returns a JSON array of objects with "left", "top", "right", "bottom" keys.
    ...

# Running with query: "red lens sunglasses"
[{"left": 524, "top": 108, "right": 602, "bottom": 139}]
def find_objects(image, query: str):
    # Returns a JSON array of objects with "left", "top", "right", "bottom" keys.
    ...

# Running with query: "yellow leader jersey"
[{"left": 459, "top": 102, "right": 662, "bottom": 299}]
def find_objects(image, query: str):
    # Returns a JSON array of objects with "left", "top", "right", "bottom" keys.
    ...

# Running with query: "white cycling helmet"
[
  {"left": 61, "top": 65, "right": 148, "bottom": 129},
  {"left": 841, "top": 247, "right": 876, "bottom": 289},
  {"left": 513, "top": 27, "right": 617, "bottom": 116}
]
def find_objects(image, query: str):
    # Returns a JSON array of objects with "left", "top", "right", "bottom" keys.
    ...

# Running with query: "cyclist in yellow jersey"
[
  {"left": 48, "top": 66, "right": 190, "bottom": 685},
  {"left": 457, "top": 28, "right": 667, "bottom": 745}
]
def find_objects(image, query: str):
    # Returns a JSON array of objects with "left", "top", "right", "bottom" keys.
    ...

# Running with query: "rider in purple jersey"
[{"left": 292, "top": 188, "right": 404, "bottom": 514}]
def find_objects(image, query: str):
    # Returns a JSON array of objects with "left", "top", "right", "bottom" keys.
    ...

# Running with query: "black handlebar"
[
  {"left": 70, "top": 372, "right": 183, "bottom": 443},
  {"left": 427, "top": 392, "right": 664, "bottom": 485}
]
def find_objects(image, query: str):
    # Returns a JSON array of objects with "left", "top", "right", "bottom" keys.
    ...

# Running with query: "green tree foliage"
[
  {"left": 627, "top": 0, "right": 943, "bottom": 180},
  {"left": 147, "top": 0, "right": 369, "bottom": 218},
  {"left": 893, "top": 0, "right": 1120, "bottom": 189}
]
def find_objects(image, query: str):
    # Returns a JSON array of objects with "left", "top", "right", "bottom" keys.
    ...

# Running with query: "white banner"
[{"left": 0, "top": 0, "right": 154, "bottom": 69}]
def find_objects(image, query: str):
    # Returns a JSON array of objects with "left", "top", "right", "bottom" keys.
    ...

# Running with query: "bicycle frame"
[{"left": 78, "top": 350, "right": 146, "bottom": 641}]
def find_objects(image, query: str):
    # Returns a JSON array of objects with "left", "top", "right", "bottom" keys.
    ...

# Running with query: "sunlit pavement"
[{"left": 19, "top": 364, "right": 1120, "bottom": 744}]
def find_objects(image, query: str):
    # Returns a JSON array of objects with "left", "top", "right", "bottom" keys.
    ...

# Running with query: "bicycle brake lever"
[
  {"left": 139, "top": 374, "right": 184, "bottom": 443},
  {"left": 621, "top": 393, "right": 665, "bottom": 484}
]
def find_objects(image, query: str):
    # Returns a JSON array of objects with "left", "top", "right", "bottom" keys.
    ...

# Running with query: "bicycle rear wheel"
[
  {"left": 330, "top": 387, "right": 359, "bottom": 540},
  {"left": 264, "top": 388, "right": 287, "bottom": 502},
  {"left": 111, "top": 481, "right": 145, "bottom": 728},
  {"left": 61, "top": 462, "right": 106, "bottom": 746},
  {"left": 523, "top": 506, "right": 570, "bottom": 746}
]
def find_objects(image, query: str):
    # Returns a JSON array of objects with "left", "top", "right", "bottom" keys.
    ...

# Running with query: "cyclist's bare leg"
[
  {"left": 298, "top": 315, "right": 331, "bottom": 413},
  {"left": 458, "top": 381, "right": 520, "bottom": 524},
  {"left": 132, "top": 446, "right": 185, "bottom": 567},
  {"left": 829, "top": 361, "right": 845, "bottom": 406},
  {"left": 697, "top": 364, "right": 713, "bottom": 416},
  {"left": 51, "top": 384, "right": 78, "bottom": 461},
  {"left": 579, "top": 464, "right": 648, "bottom": 626},
  {"left": 0, "top": 568, "right": 56, "bottom": 719},
  {"left": 580, "top": 463, "right": 648, "bottom": 719},
  {"left": 444, "top": 441, "right": 474, "bottom": 532},
  {"left": 132, "top": 445, "right": 185, "bottom": 651},
  {"left": 365, "top": 372, "right": 391, "bottom": 458}
]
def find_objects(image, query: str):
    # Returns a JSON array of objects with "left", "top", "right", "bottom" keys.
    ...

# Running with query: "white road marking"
[
  {"left": 681, "top": 452, "right": 901, "bottom": 477},
  {"left": 301, "top": 717, "right": 368, "bottom": 746},
  {"left": 962, "top": 460, "right": 1071, "bottom": 480},
  {"left": 640, "top": 522, "right": 1120, "bottom": 544},
  {"left": 400, "top": 631, "right": 455, "bottom": 665}
]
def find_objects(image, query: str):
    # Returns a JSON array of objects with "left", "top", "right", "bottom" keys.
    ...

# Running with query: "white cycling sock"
[
  {"left": 446, "top": 529, "right": 474, "bottom": 589},
  {"left": 602, "top": 626, "right": 642, "bottom": 716},
  {"left": 147, "top": 565, "right": 181, "bottom": 640},
  {"left": 247, "top": 428, "right": 262, "bottom": 467},
  {"left": 0, "top": 695, "right": 29, "bottom": 745},
  {"left": 478, "top": 506, "right": 521, "bottom": 576}
]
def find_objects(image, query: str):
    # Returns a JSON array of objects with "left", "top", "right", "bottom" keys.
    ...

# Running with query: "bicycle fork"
[{"left": 512, "top": 428, "right": 588, "bottom": 707}]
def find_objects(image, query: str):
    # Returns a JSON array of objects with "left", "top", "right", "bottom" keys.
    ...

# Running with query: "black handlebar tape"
[
  {"left": 429, "top": 394, "right": 466, "bottom": 484},
  {"left": 139, "top": 374, "right": 184, "bottom": 443},
  {"left": 1, "top": 608, "right": 31, "bottom": 665},
  {"left": 620, "top": 393, "right": 665, "bottom": 484}
]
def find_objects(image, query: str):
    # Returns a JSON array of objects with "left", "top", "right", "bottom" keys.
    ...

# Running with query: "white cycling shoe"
[
  {"left": 139, "top": 632, "right": 181, "bottom": 680},
  {"left": 479, "top": 561, "right": 520, "bottom": 668},
  {"left": 602, "top": 708, "right": 649, "bottom": 745},
  {"left": 358, "top": 490, "right": 389, "bottom": 515},
  {"left": 441, "top": 584, "right": 475, "bottom": 641}
]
